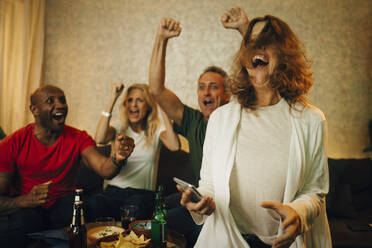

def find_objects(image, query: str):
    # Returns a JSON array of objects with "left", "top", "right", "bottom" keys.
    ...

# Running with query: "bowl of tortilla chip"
[
  {"left": 99, "top": 230, "right": 151, "bottom": 248},
  {"left": 128, "top": 220, "right": 151, "bottom": 239}
]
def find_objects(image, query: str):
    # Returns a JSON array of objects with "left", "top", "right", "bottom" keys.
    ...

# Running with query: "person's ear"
[{"left": 30, "top": 105, "right": 39, "bottom": 117}]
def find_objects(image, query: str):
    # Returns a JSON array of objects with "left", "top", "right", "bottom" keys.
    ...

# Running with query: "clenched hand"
[
  {"left": 157, "top": 18, "right": 182, "bottom": 40},
  {"left": 19, "top": 181, "right": 52, "bottom": 208},
  {"left": 112, "top": 134, "right": 135, "bottom": 162},
  {"left": 110, "top": 83, "right": 124, "bottom": 102},
  {"left": 221, "top": 7, "right": 249, "bottom": 36}
]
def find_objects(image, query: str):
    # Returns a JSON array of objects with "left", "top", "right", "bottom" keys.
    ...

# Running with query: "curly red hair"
[{"left": 230, "top": 15, "right": 313, "bottom": 109}]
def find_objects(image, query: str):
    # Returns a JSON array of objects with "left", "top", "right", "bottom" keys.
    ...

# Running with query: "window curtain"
[{"left": 0, "top": 0, "right": 45, "bottom": 135}]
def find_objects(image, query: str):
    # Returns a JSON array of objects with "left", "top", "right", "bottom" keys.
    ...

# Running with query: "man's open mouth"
[
  {"left": 203, "top": 100, "right": 213, "bottom": 106},
  {"left": 52, "top": 112, "right": 66, "bottom": 126},
  {"left": 52, "top": 112, "right": 65, "bottom": 121},
  {"left": 252, "top": 55, "right": 269, "bottom": 68}
]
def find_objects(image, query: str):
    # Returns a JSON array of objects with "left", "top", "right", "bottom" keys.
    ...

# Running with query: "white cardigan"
[{"left": 191, "top": 99, "right": 332, "bottom": 248}]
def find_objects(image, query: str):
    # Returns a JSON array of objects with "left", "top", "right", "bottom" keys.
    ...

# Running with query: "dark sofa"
[{"left": 327, "top": 158, "right": 372, "bottom": 248}]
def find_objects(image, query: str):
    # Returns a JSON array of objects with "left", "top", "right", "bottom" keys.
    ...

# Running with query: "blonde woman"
[{"left": 92, "top": 83, "right": 180, "bottom": 220}]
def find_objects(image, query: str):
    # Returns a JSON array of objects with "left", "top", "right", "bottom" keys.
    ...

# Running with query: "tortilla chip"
[
  {"left": 99, "top": 240, "right": 118, "bottom": 248},
  {"left": 101, "top": 230, "right": 150, "bottom": 248}
]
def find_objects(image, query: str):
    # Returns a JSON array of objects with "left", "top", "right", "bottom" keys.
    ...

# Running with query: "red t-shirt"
[{"left": 0, "top": 124, "right": 96, "bottom": 208}]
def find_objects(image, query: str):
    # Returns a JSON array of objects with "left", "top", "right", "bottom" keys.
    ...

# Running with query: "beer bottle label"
[
  {"left": 161, "top": 222, "right": 166, "bottom": 242},
  {"left": 151, "top": 221, "right": 167, "bottom": 244},
  {"left": 80, "top": 210, "right": 85, "bottom": 225}
]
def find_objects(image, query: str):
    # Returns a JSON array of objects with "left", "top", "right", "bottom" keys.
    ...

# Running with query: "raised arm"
[
  {"left": 95, "top": 83, "right": 124, "bottom": 144},
  {"left": 159, "top": 107, "right": 180, "bottom": 151},
  {"left": 82, "top": 134, "right": 135, "bottom": 179},
  {"left": 221, "top": 7, "right": 250, "bottom": 37},
  {"left": 149, "top": 18, "right": 184, "bottom": 126}
]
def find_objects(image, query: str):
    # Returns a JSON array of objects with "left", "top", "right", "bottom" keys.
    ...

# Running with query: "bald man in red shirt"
[{"left": 0, "top": 85, "right": 135, "bottom": 247}]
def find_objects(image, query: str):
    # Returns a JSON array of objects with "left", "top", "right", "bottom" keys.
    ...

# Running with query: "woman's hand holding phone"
[{"left": 176, "top": 184, "right": 216, "bottom": 216}]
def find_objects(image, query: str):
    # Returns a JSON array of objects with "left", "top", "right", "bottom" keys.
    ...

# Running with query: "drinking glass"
[
  {"left": 95, "top": 217, "right": 116, "bottom": 227},
  {"left": 120, "top": 205, "right": 137, "bottom": 230}
]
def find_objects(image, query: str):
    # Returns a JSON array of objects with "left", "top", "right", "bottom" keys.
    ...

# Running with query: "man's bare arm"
[
  {"left": 82, "top": 135, "right": 134, "bottom": 179},
  {"left": 0, "top": 173, "right": 51, "bottom": 212},
  {"left": 0, "top": 173, "right": 19, "bottom": 212},
  {"left": 149, "top": 18, "right": 184, "bottom": 126}
]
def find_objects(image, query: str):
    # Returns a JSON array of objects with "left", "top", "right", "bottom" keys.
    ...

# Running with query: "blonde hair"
[{"left": 119, "top": 84, "right": 160, "bottom": 146}]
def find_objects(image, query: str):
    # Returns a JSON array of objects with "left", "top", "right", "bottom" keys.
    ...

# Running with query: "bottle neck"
[
  {"left": 154, "top": 191, "right": 164, "bottom": 210},
  {"left": 74, "top": 189, "right": 83, "bottom": 202},
  {"left": 72, "top": 204, "right": 85, "bottom": 226},
  {"left": 155, "top": 198, "right": 163, "bottom": 211}
]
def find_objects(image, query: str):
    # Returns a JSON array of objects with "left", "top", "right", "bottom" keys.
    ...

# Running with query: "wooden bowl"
[{"left": 128, "top": 220, "right": 152, "bottom": 238}]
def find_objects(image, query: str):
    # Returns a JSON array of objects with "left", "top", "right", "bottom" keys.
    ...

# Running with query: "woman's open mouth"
[{"left": 252, "top": 55, "right": 269, "bottom": 68}]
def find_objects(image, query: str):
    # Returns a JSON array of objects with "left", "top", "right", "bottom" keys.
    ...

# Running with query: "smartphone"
[{"left": 173, "top": 177, "right": 203, "bottom": 203}]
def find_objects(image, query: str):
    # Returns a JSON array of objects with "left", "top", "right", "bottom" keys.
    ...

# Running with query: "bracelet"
[
  {"left": 111, "top": 156, "right": 126, "bottom": 168},
  {"left": 102, "top": 111, "right": 111, "bottom": 118}
]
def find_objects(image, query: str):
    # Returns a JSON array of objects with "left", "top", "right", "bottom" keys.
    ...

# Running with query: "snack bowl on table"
[
  {"left": 98, "top": 230, "right": 151, "bottom": 248},
  {"left": 87, "top": 225, "right": 125, "bottom": 247},
  {"left": 128, "top": 220, "right": 152, "bottom": 239}
]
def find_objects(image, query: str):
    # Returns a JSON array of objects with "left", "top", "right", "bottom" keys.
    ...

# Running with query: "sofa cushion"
[
  {"left": 353, "top": 189, "right": 372, "bottom": 212},
  {"left": 76, "top": 145, "right": 110, "bottom": 196},
  {"left": 327, "top": 158, "right": 372, "bottom": 218},
  {"left": 343, "top": 159, "right": 372, "bottom": 193},
  {"left": 327, "top": 183, "right": 357, "bottom": 218},
  {"left": 327, "top": 159, "right": 349, "bottom": 215},
  {"left": 156, "top": 145, "right": 193, "bottom": 197}
]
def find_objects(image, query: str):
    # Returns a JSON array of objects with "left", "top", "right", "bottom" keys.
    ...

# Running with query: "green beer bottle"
[{"left": 151, "top": 186, "right": 167, "bottom": 248}]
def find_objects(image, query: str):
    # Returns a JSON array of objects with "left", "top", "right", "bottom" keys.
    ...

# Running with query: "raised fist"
[
  {"left": 113, "top": 134, "right": 135, "bottom": 162},
  {"left": 221, "top": 7, "right": 249, "bottom": 30},
  {"left": 20, "top": 181, "right": 51, "bottom": 207},
  {"left": 157, "top": 18, "right": 182, "bottom": 40},
  {"left": 110, "top": 83, "right": 124, "bottom": 101}
]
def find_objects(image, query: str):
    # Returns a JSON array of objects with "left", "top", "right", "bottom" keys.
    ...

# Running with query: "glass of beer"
[
  {"left": 95, "top": 217, "right": 116, "bottom": 227},
  {"left": 120, "top": 205, "right": 137, "bottom": 230}
]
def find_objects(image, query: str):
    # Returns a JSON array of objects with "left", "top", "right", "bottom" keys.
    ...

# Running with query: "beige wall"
[{"left": 43, "top": 0, "right": 372, "bottom": 158}]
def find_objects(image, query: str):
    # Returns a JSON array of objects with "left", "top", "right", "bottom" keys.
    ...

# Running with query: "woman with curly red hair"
[
  {"left": 179, "top": 8, "right": 332, "bottom": 248},
  {"left": 230, "top": 15, "right": 313, "bottom": 110}
]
